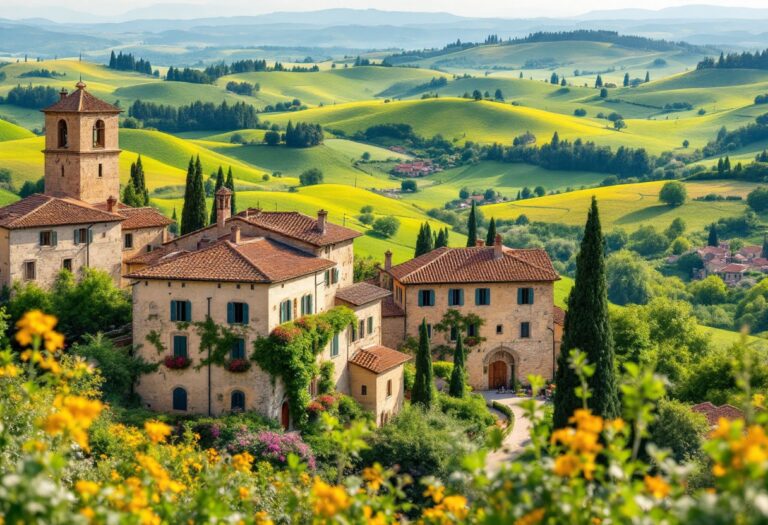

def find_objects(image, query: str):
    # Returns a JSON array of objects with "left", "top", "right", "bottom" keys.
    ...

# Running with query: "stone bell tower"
[{"left": 42, "top": 80, "right": 122, "bottom": 205}]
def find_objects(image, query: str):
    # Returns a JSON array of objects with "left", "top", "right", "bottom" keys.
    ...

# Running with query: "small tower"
[
  {"left": 42, "top": 81, "right": 122, "bottom": 204},
  {"left": 215, "top": 187, "right": 233, "bottom": 229}
]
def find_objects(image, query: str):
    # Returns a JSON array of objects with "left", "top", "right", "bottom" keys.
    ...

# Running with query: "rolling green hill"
[{"left": 0, "top": 118, "right": 34, "bottom": 142}]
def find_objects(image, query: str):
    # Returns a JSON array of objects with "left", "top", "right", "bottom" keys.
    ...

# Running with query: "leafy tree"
[
  {"left": 670, "top": 237, "right": 691, "bottom": 255},
  {"left": 659, "top": 181, "right": 687, "bottom": 207},
  {"left": 554, "top": 197, "right": 619, "bottom": 427},
  {"left": 683, "top": 139, "right": 690, "bottom": 148},
  {"left": 122, "top": 181, "right": 140, "bottom": 208},
  {"left": 485, "top": 217, "right": 497, "bottom": 246},
  {"left": 605, "top": 228, "right": 628, "bottom": 252},
  {"left": 466, "top": 201, "right": 478, "bottom": 247},
  {"left": 494, "top": 89, "right": 504, "bottom": 101},
  {"left": 665, "top": 217, "right": 687, "bottom": 240},
  {"left": 629, "top": 225, "right": 669, "bottom": 256},
  {"left": 534, "top": 186, "right": 546, "bottom": 197},
  {"left": 606, "top": 250, "right": 655, "bottom": 305},
  {"left": 415, "top": 223, "right": 434, "bottom": 257},
  {"left": 747, "top": 186, "right": 768, "bottom": 212},
  {"left": 459, "top": 187, "right": 470, "bottom": 199},
  {"left": 600, "top": 88, "right": 608, "bottom": 98},
  {"left": 299, "top": 168, "right": 324, "bottom": 186},
  {"left": 472, "top": 90, "right": 482, "bottom": 101},
  {"left": 19, "top": 178, "right": 44, "bottom": 198},
  {"left": 401, "top": 180, "right": 418, "bottom": 193},
  {"left": 209, "top": 166, "right": 225, "bottom": 224},
  {"left": 708, "top": 223, "right": 719, "bottom": 247},
  {"left": 448, "top": 334, "right": 466, "bottom": 398},
  {"left": 412, "top": 319, "right": 434, "bottom": 408},
  {"left": 610, "top": 306, "right": 652, "bottom": 365},
  {"left": 371, "top": 216, "right": 400, "bottom": 238},
  {"left": 689, "top": 275, "right": 727, "bottom": 305},
  {"left": 648, "top": 399, "right": 708, "bottom": 462},
  {"left": 613, "top": 119, "right": 627, "bottom": 131},
  {"left": 264, "top": 130, "right": 281, "bottom": 146},
  {"left": 358, "top": 213, "right": 374, "bottom": 225},
  {"left": 677, "top": 252, "right": 704, "bottom": 275}
]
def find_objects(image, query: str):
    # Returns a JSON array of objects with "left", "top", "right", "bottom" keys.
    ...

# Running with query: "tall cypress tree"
[
  {"left": 170, "top": 207, "right": 178, "bottom": 235},
  {"left": 412, "top": 318, "right": 434, "bottom": 408},
  {"left": 415, "top": 224, "right": 426, "bottom": 257},
  {"left": 122, "top": 181, "right": 139, "bottom": 207},
  {"left": 435, "top": 227, "right": 447, "bottom": 248},
  {"left": 209, "top": 166, "right": 225, "bottom": 224},
  {"left": 762, "top": 234, "right": 768, "bottom": 259},
  {"left": 466, "top": 201, "right": 478, "bottom": 247},
  {"left": 180, "top": 156, "right": 195, "bottom": 235},
  {"left": 553, "top": 197, "right": 619, "bottom": 428},
  {"left": 190, "top": 156, "right": 207, "bottom": 232},
  {"left": 448, "top": 332, "right": 466, "bottom": 398},
  {"left": 708, "top": 224, "right": 719, "bottom": 247},
  {"left": 225, "top": 167, "right": 236, "bottom": 215},
  {"left": 485, "top": 217, "right": 497, "bottom": 246},
  {"left": 135, "top": 155, "right": 148, "bottom": 205}
]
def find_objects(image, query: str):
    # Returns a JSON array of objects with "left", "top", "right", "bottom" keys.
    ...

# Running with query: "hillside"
[{"left": 0, "top": 118, "right": 34, "bottom": 142}]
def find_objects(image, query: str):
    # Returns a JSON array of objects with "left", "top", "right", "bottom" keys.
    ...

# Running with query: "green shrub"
[
  {"left": 432, "top": 361, "right": 454, "bottom": 380},
  {"left": 437, "top": 392, "right": 495, "bottom": 441}
]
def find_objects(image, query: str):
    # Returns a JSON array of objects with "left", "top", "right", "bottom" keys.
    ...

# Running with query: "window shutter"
[
  {"left": 227, "top": 302, "right": 234, "bottom": 324},
  {"left": 458, "top": 289, "right": 464, "bottom": 306},
  {"left": 87, "top": 229, "right": 93, "bottom": 243},
  {"left": 242, "top": 303, "right": 249, "bottom": 324},
  {"left": 38, "top": 232, "right": 43, "bottom": 245},
  {"left": 517, "top": 288, "right": 522, "bottom": 304},
  {"left": 529, "top": 288, "right": 534, "bottom": 304},
  {"left": 185, "top": 301, "right": 192, "bottom": 321},
  {"left": 486, "top": 289, "right": 491, "bottom": 304},
  {"left": 51, "top": 231, "right": 57, "bottom": 246},
  {"left": 429, "top": 290, "right": 435, "bottom": 306},
  {"left": 475, "top": 289, "right": 480, "bottom": 305},
  {"left": 73, "top": 229, "right": 79, "bottom": 244},
  {"left": 170, "top": 301, "right": 177, "bottom": 321},
  {"left": 307, "top": 296, "right": 312, "bottom": 315},
  {"left": 418, "top": 291, "right": 424, "bottom": 307}
]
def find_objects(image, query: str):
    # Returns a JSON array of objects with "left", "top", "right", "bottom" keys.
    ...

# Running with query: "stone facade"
[{"left": 349, "top": 364, "right": 405, "bottom": 426}]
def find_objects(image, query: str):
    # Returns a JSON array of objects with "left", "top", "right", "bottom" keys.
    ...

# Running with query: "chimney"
[
  {"left": 230, "top": 225, "right": 241, "bottom": 244},
  {"left": 317, "top": 209, "right": 328, "bottom": 234},
  {"left": 215, "top": 187, "right": 232, "bottom": 229},
  {"left": 59, "top": 88, "right": 68, "bottom": 100},
  {"left": 106, "top": 195, "right": 116, "bottom": 213},
  {"left": 494, "top": 234, "right": 504, "bottom": 259},
  {"left": 384, "top": 250, "right": 392, "bottom": 271},
  {"left": 476, "top": 239, "right": 485, "bottom": 247}
]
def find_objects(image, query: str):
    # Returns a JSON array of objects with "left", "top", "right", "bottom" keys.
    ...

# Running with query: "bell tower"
[{"left": 42, "top": 80, "right": 122, "bottom": 205}]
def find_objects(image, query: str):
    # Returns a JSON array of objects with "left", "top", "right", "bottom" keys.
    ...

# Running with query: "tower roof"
[{"left": 42, "top": 81, "right": 122, "bottom": 114}]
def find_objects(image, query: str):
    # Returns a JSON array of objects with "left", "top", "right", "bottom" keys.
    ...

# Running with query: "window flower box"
[
  {"left": 164, "top": 355, "right": 191, "bottom": 370},
  {"left": 226, "top": 358, "right": 251, "bottom": 373}
]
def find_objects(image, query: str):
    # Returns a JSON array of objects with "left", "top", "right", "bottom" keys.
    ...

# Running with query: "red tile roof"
[
  {"left": 238, "top": 209, "right": 361, "bottom": 247},
  {"left": 118, "top": 207, "right": 174, "bottom": 230},
  {"left": 42, "top": 83, "right": 122, "bottom": 114},
  {"left": 691, "top": 402, "right": 744, "bottom": 427},
  {"left": 335, "top": 282, "right": 391, "bottom": 306},
  {"left": 126, "top": 237, "right": 335, "bottom": 283},
  {"left": 381, "top": 296, "right": 405, "bottom": 318},
  {"left": 349, "top": 345, "right": 411, "bottom": 374},
  {"left": 385, "top": 246, "right": 559, "bottom": 284},
  {"left": 0, "top": 194, "right": 123, "bottom": 229},
  {"left": 717, "top": 264, "right": 748, "bottom": 273}
]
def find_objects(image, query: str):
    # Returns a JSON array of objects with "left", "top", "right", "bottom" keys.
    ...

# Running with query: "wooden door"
[
  {"left": 281, "top": 401, "right": 290, "bottom": 430},
  {"left": 488, "top": 361, "right": 507, "bottom": 390}
]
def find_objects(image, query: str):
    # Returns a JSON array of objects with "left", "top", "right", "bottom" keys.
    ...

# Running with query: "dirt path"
[{"left": 482, "top": 391, "right": 538, "bottom": 474}]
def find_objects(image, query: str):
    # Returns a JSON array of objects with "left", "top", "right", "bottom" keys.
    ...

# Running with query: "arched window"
[
  {"left": 172, "top": 387, "right": 187, "bottom": 411},
  {"left": 92, "top": 119, "right": 105, "bottom": 148},
  {"left": 231, "top": 390, "right": 245, "bottom": 411},
  {"left": 57, "top": 120, "right": 68, "bottom": 148}
]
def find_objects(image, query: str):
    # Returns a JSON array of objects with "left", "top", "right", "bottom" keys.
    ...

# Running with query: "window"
[
  {"left": 279, "top": 300, "right": 292, "bottom": 323},
  {"left": 520, "top": 322, "right": 531, "bottom": 338},
  {"left": 231, "top": 338, "right": 246, "bottom": 360},
  {"left": 301, "top": 294, "right": 313, "bottom": 316},
  {"left": 448, "top": 288, "right": 464, "bottom": 306},
  {"left": 449, "top": 326, "right": 458, "bottom": 342},
  {"left": 227, "top": 302, "right": 249, "bottom": 325},
  {"left": 74, "top": 228, "right": 92, "bottom": 245},
  {"left": 426, "top": 324, "right": 433, "bottom": 339},
  {"left": 386, "top": 379, "right": 392, "bottom": 398},
  {"left": 231, "top": 390, "right": 245, "bottom": 411},
  {"left": 350, "top": 323, "right": 358, "bottom": 342},
  {"left": 518, "top": 287, "right": 534, "bottom": 305},
  {"left": 57, "top": 120, "right": 68, "bottom": 148},
  {"left": 324, "top": 268, "right": 340, "bottom": 286},
  {"left": 24, "top": 261, "right": 36, "bottom": 281},
  {"left": 61, "top": 165, "right": 64, "bottom": 178},
  {"left": 359, "top": 319, "right": 365, "bottom": 338},
  {"left": 331, "top": 334, "right": 340, "bottom": 357},
  {"left": 361, "top": 385, "right": 368, "bottom": 396},
  {"left": 98, "top": 163, "right": 103, "bottom": 178},
  {"left": 468, "top": 323, "right": 478, "bottom": 337},
  {"left": 496, "top": 324, "right": 503, "bottom": 335},
  {"left": 62, "top": 259, "right": 72, "bottom": 272},
  {"left": 367, "top": 316, "right": 373, "bottom": 335},
  {"left": 172, "top": 335, "right": 188, "bottom": 358},
  {"left": 418, "top": 289, "right": 435, "bottom": 307},
  {"left": 39, "top": 230, "right": 57, "bottom": 246},
  {"left": 172, "top": 387, "right": 187, "bottom": 411},
  {"left": 475, "top": 288, "right": 491, "bottom": 306},
  {"left": 124, "top": 233, "right": 133, "bottom": 249},
  {"left": 92, "top": 119, "right": 105, "bottom": 148},
  {"left": 170, "top": 300, "right": 191, "bottom": 322}
]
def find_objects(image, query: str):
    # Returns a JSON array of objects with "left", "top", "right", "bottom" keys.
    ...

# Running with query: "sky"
[{"left": 3, "top": 0, "right": 768, "bottom": 19}]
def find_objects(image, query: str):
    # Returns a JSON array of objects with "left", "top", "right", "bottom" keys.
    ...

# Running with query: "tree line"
[
  {"left": 284, "top": 121, "right": 323, "bottom": 148},
  {"left": 0, "top": 84, "right": 59, "bottom": 109},
  {"left": 122, "top": 156, "right": 150, "bottom": 208},
  {"left": 202, "top": 60, "right": 319, "bottom": 82},
  {"left": 698, "top": 49, "right": 768, "bottom": 70},
  {"left": 127, "top": 100, "right": 260, "bottom": 132},
  {"left": 702, "top": 113, "right": 768, "bottom": 157},
  {"left": 108, "top": 51, "right": 154, "bottom": 75},
  {"left": 165, "top": 67, "right": 213, "bottom": 84}
]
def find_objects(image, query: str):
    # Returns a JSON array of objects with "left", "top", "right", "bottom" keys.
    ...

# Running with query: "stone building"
[
  {"left": 0, "top": 81, "right": 171, "bottom": 290},
  {"left": 126, "top": 191, "right": 410, "bottom": 427},
  {"left": 378, "top": 235, "right": 563, "bottom": 390}
]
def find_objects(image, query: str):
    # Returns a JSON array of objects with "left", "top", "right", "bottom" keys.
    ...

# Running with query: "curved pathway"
[{"left": 482, "top": 391, "right": 540, "bottom": 474}]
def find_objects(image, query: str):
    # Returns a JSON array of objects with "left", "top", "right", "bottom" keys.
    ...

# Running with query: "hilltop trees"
[
  {"left": 553, "top": 197, "right": 619, "bottom": 427},
  {"left": 128, "top": 100, "right": 259, "bottom": 132},
  {"left": 412, "top": 319, "right": 434, "bottom": 408},
  {"left": 181, "top": 156, "right": 207, "bottom": 235},
  {"left": 466, "top": 201, "right": 478, "bottom": 247},
  {"left": 122, "top": 156, "right": 149, "bottom": 208},
  {"left": 108, "top": 51, "right": 153, "bottom": 75},
  {"left": 623, "top": 73, "right": 630, "bottom": 87},
  {"left": 415, "top": 223, "right": 434, "bottom": 257},
  {"left": 284, "top": 121, "right": 324, "bottom": 148}
]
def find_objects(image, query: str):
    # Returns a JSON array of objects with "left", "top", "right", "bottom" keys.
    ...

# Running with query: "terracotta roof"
[
  {"left": 118, "top": 207, "right": 174, "bottom": 230},
  {"left": 42, "top": 83, "right": 122, "bottom": 114},
  {"left": 0, "top": 194, "right": 123, "bottom": 229},
  {"left": 385, "top": 246, "right": 559, "bottom": 284},
  {"left": 349, "top": 345, "right": 411, "bottom": 374},
  {"left": 717, "top": 264, "right": 748, "bottom": 273},
  {"left": 126, "top": 237, "right": 335, "bottom": 283},
  {"left": 335, "top": 282, "right": 391, "bottom": 306},
  {"left": 381, "top": 296, "right": 405, "bottom": 318},
  {"left": 237, "top": 209, "right": 361, "bottom": 247},
  {"left": 553, "top": 306, "right": 566, "bottom": 326},
  {"left": 691, "top": 402, "right": 744, "bottom": 427}
]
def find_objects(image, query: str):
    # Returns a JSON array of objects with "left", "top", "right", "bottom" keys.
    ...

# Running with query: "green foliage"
[
  {"left": 628, "top": 225, "right": 669, "bottom": 256},
  {"left": 437, "top": 392, "right": 494, "bottom": 439},
  {"left": 371, "top": 216, "right": 400, "bottom": 238},
  {"left": 414, "top": 222, "right": 434, "bottom": 257},
  {"left": 708, "top": 223, "right": 719, "bottom": 247},
  {"left": 209, "top": 166, "right": 225, "bottom": 224},
  {"left": 665, "top": 217, "right": 687, "bottom": 240},
  {"left": 611, "top": 306, "right": 652, "bottom": 365},
  {"left": 401, "top": 180, "right": 417, "bottom": 193},
  {"left": 689, "top": 275, "right": 728, "bottom": 305},
  {"left": 353, "top": 256, "right": 380, "bottom": 282},
  {"left": 648, "top": 398, "right": 709, "bottom": 462},
  {"left": 448, "top": 335, "right": 466, "bottom": 398},
  {"left": 432, "top": 361, "right": 454, "bottom": 380},
  {"left": 252, "top": 306, "right": 357, "bottom": 427},
  {"left": 747, "top": 186, "right": 768, "bottom": 212},
  {"left": 181, "top": 156, "right": 207, "bottom": 234},
  {"left": 299, "top": 167, "right": 324, "bottom": 186},
  {"left": 318, "top": 362, "right": 335, "bottom": 395},
  {"left": 466, "top": 201, "right": 478, "bottom": 247},
  {"left": 485, "top": 217, "right": 497, "bottom": 246},
  {"left": 412, "top": 319, "right": 434, "bottom": 408},
  {"left": 225, "top": 167, "right": 236, "bottom": 215},
  {"left": 606, "top": 250, "right": 655, "bottom": 305}
]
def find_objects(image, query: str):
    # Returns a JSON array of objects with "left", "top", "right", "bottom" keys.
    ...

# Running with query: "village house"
[
  {"left": 126, "top": 191, "right": 410, "bottom": 427},
  {"left": 377, "top": 236, "right": 563, "bottom": 390},
  {"left": 0, "top": 81, "right": 171, "bottom": 290},
  {"left": 673, "top": 242, "right": 768, "bottom": 285}
]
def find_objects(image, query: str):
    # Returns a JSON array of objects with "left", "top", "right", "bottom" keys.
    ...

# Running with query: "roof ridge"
[
  {"left": 225, "top": 240, "right": 271, "bottom": 281},
  {"left": 397, "top": 246, "right": 450, "bottom": 279},
  {"left": 502, "top": 248, "right": 553, "bottom": 274}
]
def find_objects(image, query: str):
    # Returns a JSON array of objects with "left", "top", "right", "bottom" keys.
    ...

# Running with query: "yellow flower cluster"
[
  {"left": 362, "top": 463, "right": 385, "bottom": 492},
  {"left": 144, "top": 420, "right": 172, "bottom": 444},
  {"left": 363, "top": 505, "right": 387, "bottom": 525},
  {"left": 231, "top": 451, "right": 254, "bottom": 473},
  {"left": 550, "top": 409, "right": 611, "bottom": 480},
  {"left": 711, "top": 417, "right": 768, "bottom": 476},
  {"left": 105, "top": 476, "right": 160, "bottom": 524},
  {"left": 514, "top": 508, "right": 545, "bottom": 525},
  {"left": 16, "top": 310, "right": 64, "bottom": 351},
  {"left": 311, "top": 477, "right": 350, "bottom": 517},
  {"left": 643, "top": 475, "right": 671, "bottom": 499},
  {"left": 136, "top": 453, "right": 186, "bottom": 494},
  {"left": 42, "top": 395, "right": 103, "bottom": 451},
  {"left": 422, "top": 495, "right": 469, "bottom": 523},
  {"left": 110, "top": 423, "right": 145, "bottom": 448}
]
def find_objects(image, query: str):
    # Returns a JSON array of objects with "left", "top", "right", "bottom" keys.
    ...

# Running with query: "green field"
[{"left": 0, "top": 119, "right": 34, "bottom": 142}]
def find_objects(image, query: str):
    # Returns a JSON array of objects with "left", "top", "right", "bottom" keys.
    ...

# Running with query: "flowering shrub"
[
  {"left": 227, "top": 428, "right": 317, "bottom": 470},
  {"left": 226, "top": 358, "right": 251, "bottom": 372},
  {"left": 163, "top": 354, "right": 191, "bottom": 369},
  {"left": 464, "top": 336, "right": 480, "bottom": 347}
]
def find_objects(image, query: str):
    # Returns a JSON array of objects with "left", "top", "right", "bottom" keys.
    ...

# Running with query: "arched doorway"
[
  {"left": 484, "top": 347, "right": 517, "bottom": 390},
  {"left": 488, "top": 361, "right": 507, "bottom": 390},
  {"left": 280, "top": 401, "right": 290, "bottom": 429}
]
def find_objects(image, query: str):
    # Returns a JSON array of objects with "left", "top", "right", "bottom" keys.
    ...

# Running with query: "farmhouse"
[
  {"left": 0, "top": 81, "right": 171, "bottom": 290},
  {"left": 377, "top": 236, "right": 563, "bottom": 390}
]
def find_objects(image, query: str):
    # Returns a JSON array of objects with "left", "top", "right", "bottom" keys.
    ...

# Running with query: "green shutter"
[
  {"left": 458, "top": 289, "right": 464, "bottom": 306},
  {"left": 170, "top": 301, "right": 177, "bottom": 321},
  {"left": 486, "top": 289, "right": 491, "bottom": 305},
  {"left": 429, "top": 290, "right": 435, "bottom": 306},
  {"left": 475, "top": 289, "right": 480, "bottom": 305},
  {"left": 418, "top": 291, "right": 424, "bottom": 307},
  {"left": 87, "top": 229, "right": 93, "bottom": 243},
  {"left": 74, "top": 229, "right": 79, "bottom": 244},
  {"left": 529, "top": 288, "right": 534, "bottom": 304},
  {"left": 185, "top": 301, "right": 192, "bottom": 321},
  {"left": 242, "top": 303, "right": 249, "bottom": 324},
  {"left": 517, "top": 288, "right": 523, "bottom": 304},
  {"left": 51, "top": 231, "right": 57, "bottom": 246},
  {"left": 227, "top": 303, "right": 234, "bottom": 324}
]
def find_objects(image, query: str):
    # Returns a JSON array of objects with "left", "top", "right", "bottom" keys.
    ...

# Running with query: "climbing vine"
[
  {"left": 190, "top": 317, "right": 249, "bottom": 369},
  {"left": 252, "top": 306, "right": 357, "bottom": 428},
  {"left": 434, "top": 309, "right": 486, "bottom": 346}
]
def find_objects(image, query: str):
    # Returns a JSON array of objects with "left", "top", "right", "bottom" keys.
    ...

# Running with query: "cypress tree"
[
  {"left": 209, "top": 166, "right": 225, "bottom": 224},
  {"left": 180, "top": 156, "right": 195, "bottom": 235},
  {"left": 170, "top": 207, "right": 178, "bottom": 235},
  {"left": 225, "top": 167, "right": 236, "bottom": 215},
  {"left": 645, "top": 71, "right": 650, "bottom": 83},
  {"left": 466, "top": 201, "right": 478, "bottom": 247},
  {"left": 415, "top": 224, "right": 426, "bottom": 257},
  {"left": 424, "top": 223, "right": 433, "bottom": 252},
  {"left": 412, "top": 318, "right": 434, "bottom": 408},
  {"left": 448, "top": 332, "right": 466, "bottom": 398},
  {"left": 708, "top": 224, "right": 719, "bottom": 247},
  {"left": 190, "top": 156, "right": 207, "bottom": 232},
  {"left": 435, "top": 227, "right": 447, "bottom": 248},
  {"left": 486, "top": 217, "right": 497, "bottom": 246},
  {"left": 122, "top": 181, "right": 139, "bottom": 207},
  {"left": 763, "top": 234, "right": 768, "bottom": 259},
  {"left": 553, "top": 197, "right": 619, "bottom": 428},
  {"left": 135, "top": 155, "right": 148, "bottom": 205}
]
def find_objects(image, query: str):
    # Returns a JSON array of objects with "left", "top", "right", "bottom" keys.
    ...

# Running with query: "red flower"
[
  {"left": 164, "top": 355, "right": 191, "bottom": 370},
  {"left": 317, "top": 394, "right": 336, "bottom": 408},
  {"left": 465, "top": 336, "right": 480, "bottom": 347},
  {"left": 227, "top": 359, "right": 251, "bottom": 373},
  {"left": 272, "top": 325, "right": 301, "bottom": 343},
  {"left": 306, "top": 401, "right": 325, "bottom": 414}
]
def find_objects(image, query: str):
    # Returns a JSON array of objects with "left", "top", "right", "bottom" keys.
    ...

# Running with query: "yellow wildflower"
[
  {"left": 424, "top": 484, "right": 445, "bottom": 503},
  {"left": 644, "top": 475, "right": 671, "bottom": 499},
  {"left": 15, "top": 310, "right": 63, "bottom": 351},
  {"left": 311, "top": 477, "right": 350, "bottom": 517},
  {"left": 254, "top": 511, "right": 274, "bottom": 525},
  {"left": 753, "top": 393, "right": 765, "bottom": 408},
  {"left": 363, "top": 506, "right": 387, "bottom": 525},
  {"left": 363, "top": 463, "right": 385, "bottom": 491},
  {"left": 553, "top": 453, "right": 581, "bottom": 477},
  {"left": 712, "top": 463, "right": 726, "bottom": 477},
  {"left": 79, "top": 507, "right": 95, "bottom": 520},
  {"left": 514, "top": 508, "right": 545, "bottom": 525},
  {"left": 441, "top": 495, "right": 468, "bottom": 519},
  {"left": 144, "top": 420, "right": 172, "bottom": 444},
  {"left": 238, "top": 487, "right": 250, "bottom": 500},
  {"left": 75, "top": 480, "right": 100, "bottom": 498},
  {"left": 231, "top": 451, "right": 254, "bottom": 473}
]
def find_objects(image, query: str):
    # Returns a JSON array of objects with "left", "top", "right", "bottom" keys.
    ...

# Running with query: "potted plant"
[
  {"left": 226, "top": 358, "right": 251, "bottom": 373},
  {"left": 164, "top": 355, "right": 191, "bottom": 370}
]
